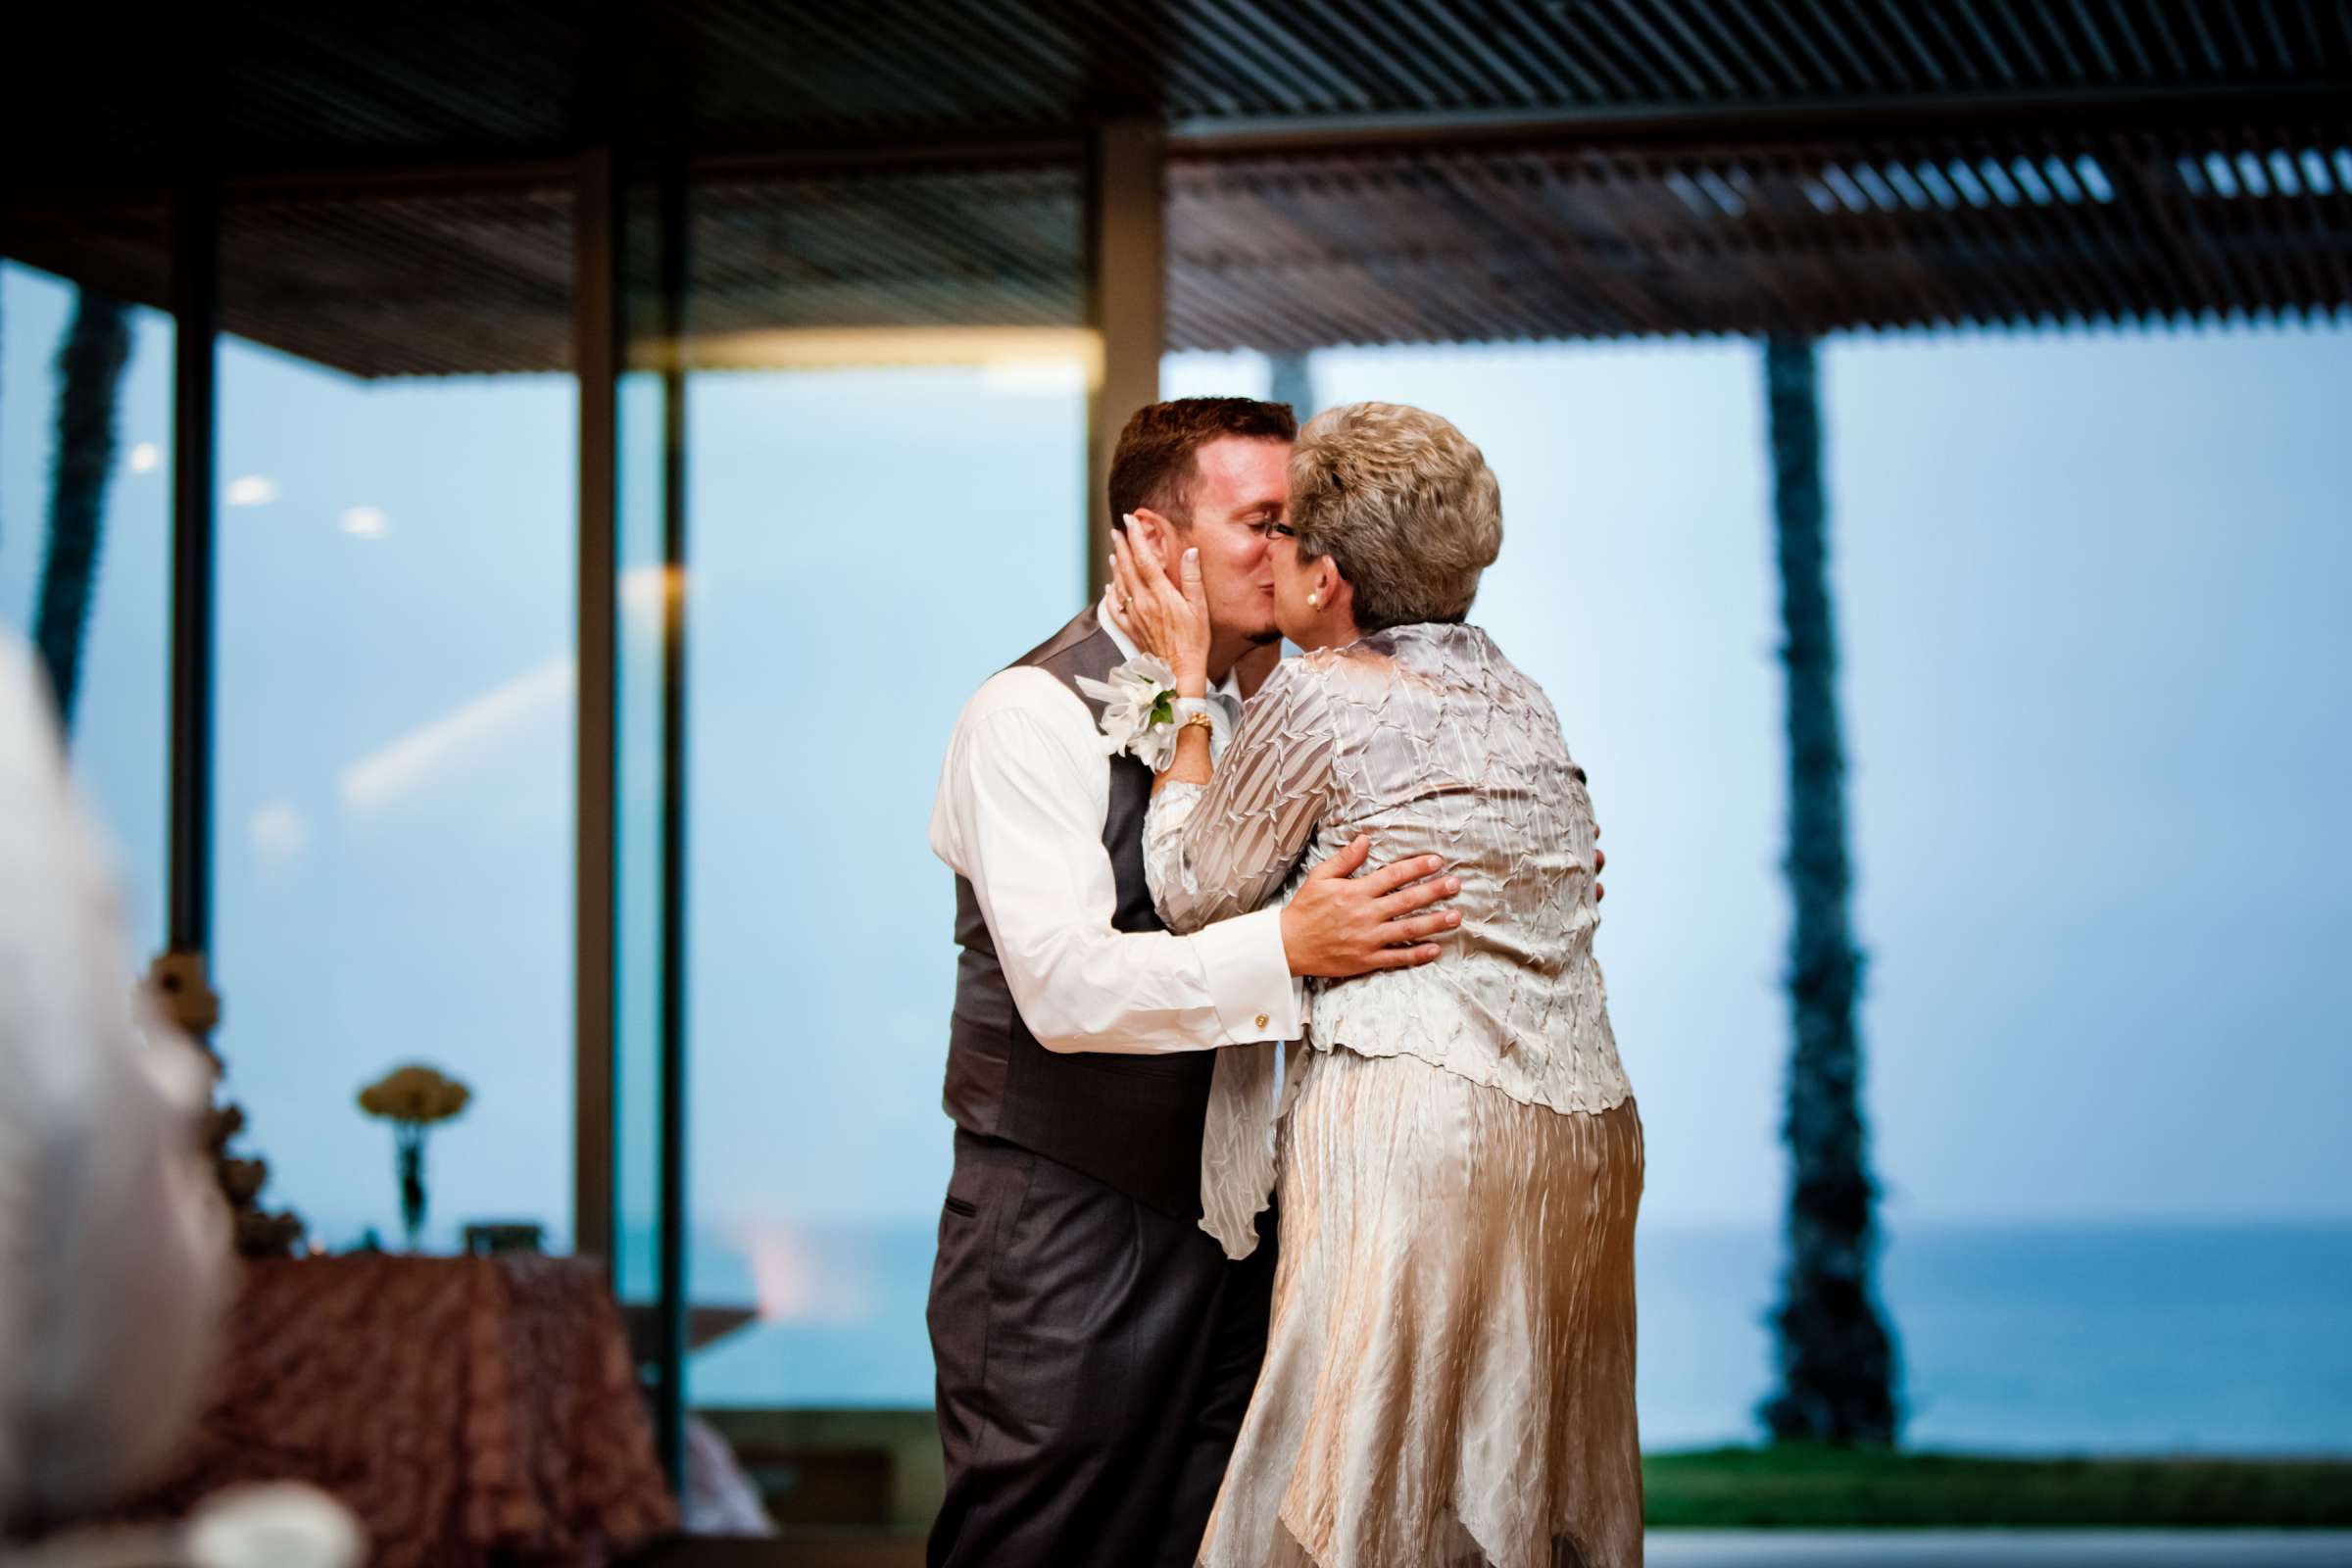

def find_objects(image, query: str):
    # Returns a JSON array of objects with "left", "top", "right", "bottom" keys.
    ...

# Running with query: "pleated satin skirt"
[{"left": 1197, "top": 1047, "right": 1645, "bottom": 1568}]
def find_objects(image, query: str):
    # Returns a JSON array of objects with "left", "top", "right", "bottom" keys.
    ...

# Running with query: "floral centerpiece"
[{"left": 358, "top": 1064, "right": 470, "bottom": 1252}]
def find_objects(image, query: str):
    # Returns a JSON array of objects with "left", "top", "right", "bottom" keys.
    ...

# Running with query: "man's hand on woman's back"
[{"left": 1280, "top": 836, "right": 1462, "bottom": 978}]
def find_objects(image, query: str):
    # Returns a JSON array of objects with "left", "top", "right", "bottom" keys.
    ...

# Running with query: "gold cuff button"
[{"left": 1254, "top": 1013, "right": 1270, "bottom": 1030}]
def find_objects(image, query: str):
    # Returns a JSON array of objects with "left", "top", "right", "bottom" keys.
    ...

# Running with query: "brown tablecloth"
[{"left": 120, "top": 1254, "right": 677, "bottom": 1568}]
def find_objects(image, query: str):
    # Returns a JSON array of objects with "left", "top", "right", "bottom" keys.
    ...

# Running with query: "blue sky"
[{"left": 4, "top": 259, "right": 2347, "bottom": 1264}]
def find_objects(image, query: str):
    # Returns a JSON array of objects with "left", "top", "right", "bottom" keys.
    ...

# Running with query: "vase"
[{"left": 395, "top": 1123, "right": 428, "bottom": 1252}]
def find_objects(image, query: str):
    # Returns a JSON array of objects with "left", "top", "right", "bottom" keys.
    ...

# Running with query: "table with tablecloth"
[{"left": 116, "top": 1253, "right": 676, "bottom": 1568}]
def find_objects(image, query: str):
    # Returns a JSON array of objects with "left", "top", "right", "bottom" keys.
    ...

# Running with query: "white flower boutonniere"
[{"left": 1074, "top": 655, "right": 1182, "bottom": 770}]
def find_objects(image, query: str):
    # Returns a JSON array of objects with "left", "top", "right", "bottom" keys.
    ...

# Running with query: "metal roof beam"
[{"left": 1167, "top": 83, "right": 2352, "bottom": 158}]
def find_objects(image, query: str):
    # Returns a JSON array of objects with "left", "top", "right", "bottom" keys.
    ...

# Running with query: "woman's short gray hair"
[{"left": 1286, "top": 402, "right": 1502, "bottom": 632}]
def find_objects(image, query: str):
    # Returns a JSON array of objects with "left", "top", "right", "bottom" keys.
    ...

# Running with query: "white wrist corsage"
[{"left": 1075, "top": 655, "right": 1185, "bottom": 770}]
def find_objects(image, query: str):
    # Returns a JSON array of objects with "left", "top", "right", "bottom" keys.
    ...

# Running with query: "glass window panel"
[
  {"left": 1162, "top": 348, "right": 1271, "bottom": 402},
  {"left": 1820, "top": 326, "right": 2352, "bottom": 1452},
  {"left": 1180, "top": 326, "right": 2352, "bottom": 1455},
  {"left": 1301, "top": 340, "right": 1782, "bottom": 1448},
  {"left": 614, "top": 363, "right": 671, "bottom": 1307},
  {"left": 668, "top": 164, "right": 1089, "bottom": 1415},
  {"left": 616, "top": 160, "right": 684, "bottom": 1327},
  {"left": 211, "top": 185, "right": 577, "bottom": 1255}
]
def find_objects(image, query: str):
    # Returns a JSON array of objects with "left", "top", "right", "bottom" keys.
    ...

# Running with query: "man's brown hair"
[{"left": 1107, "top": 397, "right": 1298, "bottom": 533}]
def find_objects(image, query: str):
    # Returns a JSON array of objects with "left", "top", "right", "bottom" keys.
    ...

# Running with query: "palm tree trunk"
[
  {"left": 1758, "top": 336, "right": 1900, "bottom": 1447},
  {"left": 33, "top": 289, "right": 133, "bottom": 731}
]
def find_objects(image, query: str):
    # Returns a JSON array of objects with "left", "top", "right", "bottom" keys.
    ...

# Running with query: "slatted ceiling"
[
  {"left": 8, "top": 120, "right": 2313, "bottom": 375},
  {"left": 14, "top": 1, "right": 2348, "bottom": 168},
  {"left": 1163, "top": 122, "right": 2352, "bottom": 349},
  {"left": 1, "top": 202, "right": 173, "bottom": 317},
  {"left": 6, "top": 5, "right": 2349, "bottom": 371},
  {"left": 683, "top": 168, "right": 1087, "bottom": 334},
  {"left": 219, "top": 192, "right": 579, "bottom": 377}
]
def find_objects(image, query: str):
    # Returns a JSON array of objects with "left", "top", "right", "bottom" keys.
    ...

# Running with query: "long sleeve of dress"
[
  {"left": 1143, "top": 658, "right": 1337, "bottom": 935},
  {"left": 1143, "top": 659, "right": 1338, "bottom": 1259}
]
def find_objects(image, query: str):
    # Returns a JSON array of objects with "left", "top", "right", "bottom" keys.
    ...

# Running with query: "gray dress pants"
[{"left": 927, "top": 1128, "right": 1279, "bottom": 1568}]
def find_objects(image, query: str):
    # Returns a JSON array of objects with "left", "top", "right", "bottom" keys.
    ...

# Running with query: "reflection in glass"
[{"left": 0, "top": 258, "right": 174, "bottom": 950}]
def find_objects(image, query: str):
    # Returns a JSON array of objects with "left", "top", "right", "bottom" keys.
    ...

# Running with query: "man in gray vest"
[{"left": 926, "top": 399, "right": 1466, "bottom": 1566}]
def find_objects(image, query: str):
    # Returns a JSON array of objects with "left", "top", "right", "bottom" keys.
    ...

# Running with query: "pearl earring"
[{"left": 1307, "top": 591, "right": 1320, "bottom": 608}]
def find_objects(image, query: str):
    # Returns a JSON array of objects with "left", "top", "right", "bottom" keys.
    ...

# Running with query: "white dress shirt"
[
  {"left": 0, "top": 633, "right": 227, "bottom": 1529},
  {"left": 929, "top": 597, "right": 1303, "bottom": 1056}
]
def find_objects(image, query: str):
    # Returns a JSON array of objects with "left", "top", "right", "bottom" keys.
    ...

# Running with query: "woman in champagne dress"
[{"left": 1113, "top": 403, "right": 1642, "bottom": 1568}]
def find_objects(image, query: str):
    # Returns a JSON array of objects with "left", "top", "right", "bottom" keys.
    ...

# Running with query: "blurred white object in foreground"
[
  {"left": 186, "top": 1486, "right": 363, "bottom": 1568},
  {"left": 0, "top": 631, "right": 228, "bottom": 1534}
]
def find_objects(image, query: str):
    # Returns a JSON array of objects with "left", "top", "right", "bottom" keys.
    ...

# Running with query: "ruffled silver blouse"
[{"left": 1145, "top": 621, "right": 1634, "bottom": 1257}]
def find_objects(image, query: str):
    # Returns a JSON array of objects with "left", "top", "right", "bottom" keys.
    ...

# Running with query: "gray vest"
[{"left": 943, "top": 606, "right": 1217, "bottom": 1218}]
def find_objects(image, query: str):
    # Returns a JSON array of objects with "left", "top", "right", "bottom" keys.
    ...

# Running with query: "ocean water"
[{"left": 676, "top": 1220, "right": 2352, "bottom": 1454}]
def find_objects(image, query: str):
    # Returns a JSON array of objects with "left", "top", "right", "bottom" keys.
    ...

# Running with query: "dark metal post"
[
  {"left": 653, "top": 152, "right": 691, "bottom": 1491},
  {"left": 573, "top": 145, "right": 619, "bottom": 1276},
  {"left": 159, "top": 180, "right": 220, "bottom": 1040},
  {"left": 1268, "top": 353, "right": 1314, "bottom": 420}
]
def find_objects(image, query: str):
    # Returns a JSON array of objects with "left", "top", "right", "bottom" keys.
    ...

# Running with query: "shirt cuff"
[{"left": 1190, "top": 905, "right": 1305, "bottom": 1043}]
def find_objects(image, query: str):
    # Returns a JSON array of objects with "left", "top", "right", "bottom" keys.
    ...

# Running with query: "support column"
[
  {"left": 573, "top": 145, "right": 620, "bottom": 1274},
  {"left": 1268, "top": 352, "right": 1315, "bottom": 420},
  {"left": 1085, "top": 121, "right": 1165, "bottom": 599},
  {"left": 156, "top": 179, "right": 220, "bottom": 1046},
  {"left": 651, "top": 152, "right": 691, "bottom": 1492}
]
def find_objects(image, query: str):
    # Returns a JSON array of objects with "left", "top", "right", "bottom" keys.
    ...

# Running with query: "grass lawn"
[{"left": 1642, "top": 1446, "right": 2352, "bottom": 1528}]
